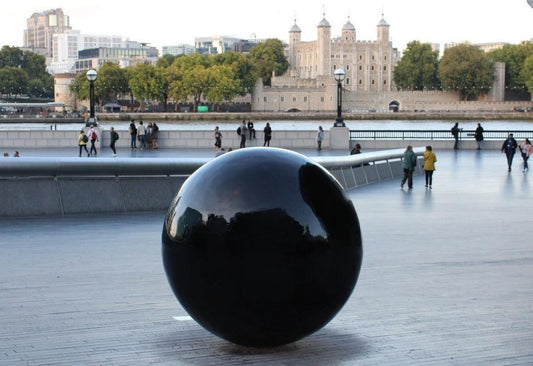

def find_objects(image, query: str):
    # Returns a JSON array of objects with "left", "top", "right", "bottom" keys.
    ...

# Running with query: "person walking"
[
  {"left": 475, "top": 123, "right": 484, "bottom": 150},
  {"left": 239, "top": 120, "right": 247, "bottom": 148},
  {"left": 78, "top": 129, "right": 89, "bottom": 157},
  {"left": 88, "top": 124, "right": 98, "bottom": 157},
  {"left": 109, "top": 127, "right": 119, "bottom": 156},
  {"left": 214, "top": 126, "right": 222, "bottom": 150},
  {"left": 317, "top": 126, "right": 324, "bottom": 150},
  {"left": 400, "top": 145, "right": 417, "bottom": 189},
  {"left": 129, "top": 120, "right": 137, "bottom": 149},
  {"left": 519, "top": 138, "right": 532, "bottom": 173},
  {"left": 501, "top": 133, "right": 518, "bottom": 172},
  {"left": 451, "top": 122, "right": 460, "bottom": 150},
  {"left": 423, "top": 145, "right": 437, "bottom": 189},
  {"left": 263, "top": 122, "right": 272, "bottom": 147},
  {"left": 138, "top": 120, "right": 147, "bottom": 150}
]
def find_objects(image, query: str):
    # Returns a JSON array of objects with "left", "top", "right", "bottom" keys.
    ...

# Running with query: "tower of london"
[{"left": 253, "top": 14, "right": 399, "bottom": 112}]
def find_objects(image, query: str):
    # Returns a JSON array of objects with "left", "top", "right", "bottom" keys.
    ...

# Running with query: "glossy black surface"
[{"left": 162, "top": 147, "right": 363, "bottom": 347}]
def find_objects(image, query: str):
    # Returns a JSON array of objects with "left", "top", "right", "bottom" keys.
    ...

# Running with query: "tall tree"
[
  {"left": 249, "top": 38, "right": 288, "bottom": 86},
  {"left": 439, "top": 43, "right": 494, "bottom": 101},
  {"left": 213, "top": 51, "right": 257, "bottom": 95},
  {"left": 521, "top": 55, "right": 533, "bottom": 97},
  {"left": 0, "top": 46, "right": 24, "bottom": 68},
  {"left": 489, "top": 41, "right": 533, "bottom": 100},
  {"left": 0, "top": 67, "right": 28, "bottom": 96},
  {"left": 393, "top": 41, "right": 440, "bottom": 90},
  {"left": 96, "top": 61, "right": 129, "bottom": 104}
]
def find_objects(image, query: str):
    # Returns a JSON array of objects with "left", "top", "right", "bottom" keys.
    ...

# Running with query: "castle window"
[
  {"left": 346, "top": 78, "right": 350, "bottom": 85},
  {"left": 384, "top": 66, "right": 387, "bottom": 71},
  {"left": 333, "top": 64, "right": 337, "bottom": 70},
  {"left": 359, "top": 65, "right": 362, "bottom": 71},
  {"left": 384, "top": 80, "right": 387, "bottom": 85},
  {"left": 372, "top": 56, "right": 375, "bottom": 60},
  {"left": 293, "top": 97, "right": 296, "bottom": 102},
  {"left": 372, "top": 80, "right": 375, "bottom": 84},
  {"left": 321, "top": 97, "right": 324, "bottom": 102},
  {"left": 359, "top": 79, "right": 362, "bottom": 84},
  {"left": 346, "top": 65, "right": 350, "bottom": 70},
  {"left": 281, "top": 97, "right": 284, "bottom": 102},
  {"left": 371, "top": 66, "right": 374, "bottom": 71},
  {"left": 304, "top": 96, "right": 308, "bottom": 102},
  {"left": 264, "top": 97, "right": 267, "bottom": 102}
]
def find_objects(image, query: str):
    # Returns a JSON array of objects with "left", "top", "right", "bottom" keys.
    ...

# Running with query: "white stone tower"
[{"left": 317, "top": 14, "right": 332, "bottom": 77}]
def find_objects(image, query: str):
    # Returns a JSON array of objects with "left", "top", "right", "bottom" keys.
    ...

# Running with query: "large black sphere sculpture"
[{"left": 162, "top": 147, "right": 362, "bottom": 347}]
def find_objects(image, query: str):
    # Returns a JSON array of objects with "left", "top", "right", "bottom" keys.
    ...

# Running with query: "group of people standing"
[
  {"left": 400, "top": 145, "right": 437, "bottom": 189},
  {"left": 213, "top": 120, "right": 273, "bottom": 151},
  {"left": 451, "top": 122, "right": 485, "bottom": 150},
  {"left": 129, "top": 120, "right": 159, "bottom": 150}
]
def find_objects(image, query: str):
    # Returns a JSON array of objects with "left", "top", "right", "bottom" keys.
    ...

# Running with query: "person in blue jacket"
[
  {"left": 401, "top": 145, "right": 417, "bottom": 189},
  {"left": 501, "top": 133, "right": 518, "bottom": 172}
]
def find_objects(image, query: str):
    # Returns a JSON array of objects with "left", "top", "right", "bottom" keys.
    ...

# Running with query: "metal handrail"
[{"left": 349, "top": 130, "right": 533, "bottom": 141}]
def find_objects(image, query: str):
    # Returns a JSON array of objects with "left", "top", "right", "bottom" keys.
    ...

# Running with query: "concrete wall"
[
  {"left": 0, "top": 175, "right": 187, "bottom": 217},
  {"left": 0, "top": 127, "right": 511, "bottom": 152},
  {"left": 0, "top": 129, "right": 329, "bottom": 150}
]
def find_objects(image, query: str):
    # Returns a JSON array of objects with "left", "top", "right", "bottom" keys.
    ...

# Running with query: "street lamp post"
[
  {"left": 333, "top": 68, "right": 346, "bottom": 127},
  {"left": 86, "top": 69, "right": 98, "bottom": 126}
]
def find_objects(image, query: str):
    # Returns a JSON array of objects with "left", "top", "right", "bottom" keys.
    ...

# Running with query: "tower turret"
[
  {"left": 377, "top": 16, "right": 389, "bottom": 43},
  {"left": 317, "top": 14, "right": 331, "bottom": 77}
]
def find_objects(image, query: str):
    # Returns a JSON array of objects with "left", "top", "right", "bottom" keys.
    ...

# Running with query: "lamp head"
[
  {"left": 86, "top": 69, "right": 98, "bottom": 82},
  {"left": 334, "top": 68, "right": 346, "bottom": 82}
]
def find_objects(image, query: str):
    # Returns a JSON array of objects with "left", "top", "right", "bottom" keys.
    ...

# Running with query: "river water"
[{"left": 1, "top": 119, "right": 533, "bottom": 131}]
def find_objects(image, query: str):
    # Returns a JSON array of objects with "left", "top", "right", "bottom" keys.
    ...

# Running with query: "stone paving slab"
[{"left": 0, "top": 149, "right": 532, "bottom": 365}]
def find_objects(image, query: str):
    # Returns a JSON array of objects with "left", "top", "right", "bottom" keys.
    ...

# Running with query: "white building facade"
[{"left": 49, "top": 33, "right": 124, "bottom": 74}]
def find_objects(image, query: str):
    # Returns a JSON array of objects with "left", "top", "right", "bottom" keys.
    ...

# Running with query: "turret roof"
[
  {"left": 318, "top": 17, "right": 331, "bottom": 27},
  {"left": 342, "top": 20, "right": 355, "bottom": 31}
]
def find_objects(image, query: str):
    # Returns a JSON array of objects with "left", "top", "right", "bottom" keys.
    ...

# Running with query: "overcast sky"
[{"left": 2, "top": 0, "right": 532, "bottom": 53}]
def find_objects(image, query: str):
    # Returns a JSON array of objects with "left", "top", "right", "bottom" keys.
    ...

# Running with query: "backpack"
[
  {"left": 237, "top": 127, "right": 241, "bottom": 135},
  {"left": 113, "top": 131, "right": 119, "bottom": 140},
  {"left": 82, "top": 134, "right": 88, "bottom": 143},
  {"left": 91, "top": 131, "right": 97, "bottom": 140}
]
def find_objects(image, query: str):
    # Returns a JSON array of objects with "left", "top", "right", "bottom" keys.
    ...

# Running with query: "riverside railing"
[
  {"left": 0, "top": 148, "right": 424, "bottom": 217},
  {"left": 349, "top": 130, "right": 533, "bottom": 141}
]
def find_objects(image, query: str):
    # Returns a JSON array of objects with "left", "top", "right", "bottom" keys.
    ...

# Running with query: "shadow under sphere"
[{"left": 162, "top": 147, "right": 363, "bottom": 347}]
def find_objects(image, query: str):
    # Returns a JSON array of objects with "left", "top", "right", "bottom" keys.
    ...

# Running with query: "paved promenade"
[{"left": 0, "top": 148, "right": 532, "bottom": 365}]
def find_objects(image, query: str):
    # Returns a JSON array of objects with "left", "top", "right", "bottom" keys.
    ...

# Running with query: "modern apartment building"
[
  {"left": 74, "top": 44, "right": 159, "bottom": 72},
  {"left": 162, "top": 44, "right": 196, "bottom": 56},
  {"left": 23, "top": 8, "right": 72, "bottom": 59},
  {"left": 50, "top": 33, "right": 124, "bottom": 74}
]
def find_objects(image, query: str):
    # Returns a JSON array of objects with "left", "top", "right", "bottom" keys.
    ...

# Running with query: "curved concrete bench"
[{"left": 0, "top": 148, "right": 423, "bottom": 217}]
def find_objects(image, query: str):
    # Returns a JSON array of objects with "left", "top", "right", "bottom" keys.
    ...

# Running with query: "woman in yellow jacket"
[
  {"left": 78, "top": 129, "right": 89, "bottom": 157},
  {"left": 423, "top": 145, "right": 437, "bottom": 189}
]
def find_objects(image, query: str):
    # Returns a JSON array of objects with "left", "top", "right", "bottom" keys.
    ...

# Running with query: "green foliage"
[
  {"left": 439, "top": 43, "right": 494, "bottom": 101},
  {"left": 489, "top": 41, "right": 533, "bottom": 98},
  {"left": 0, "top": 46, "right": 53, "bottom": 98},
  {"left": 249, "top": 39, "right": 289, "bottom": 86},
  {"left": 393, "top": 41, "right": 440, "bottom": 90},
  {"left": 0, "top": 67, "right": 28, "bottom": 95},
  {"left": 522, "top": 55, "right": 533, "bottom": 97},
  {"left": 213, "top": 52, "right": 257, "bottom": 95},
  {"left": 70, "top": 62, "right": 130, "bottom": 107}
]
